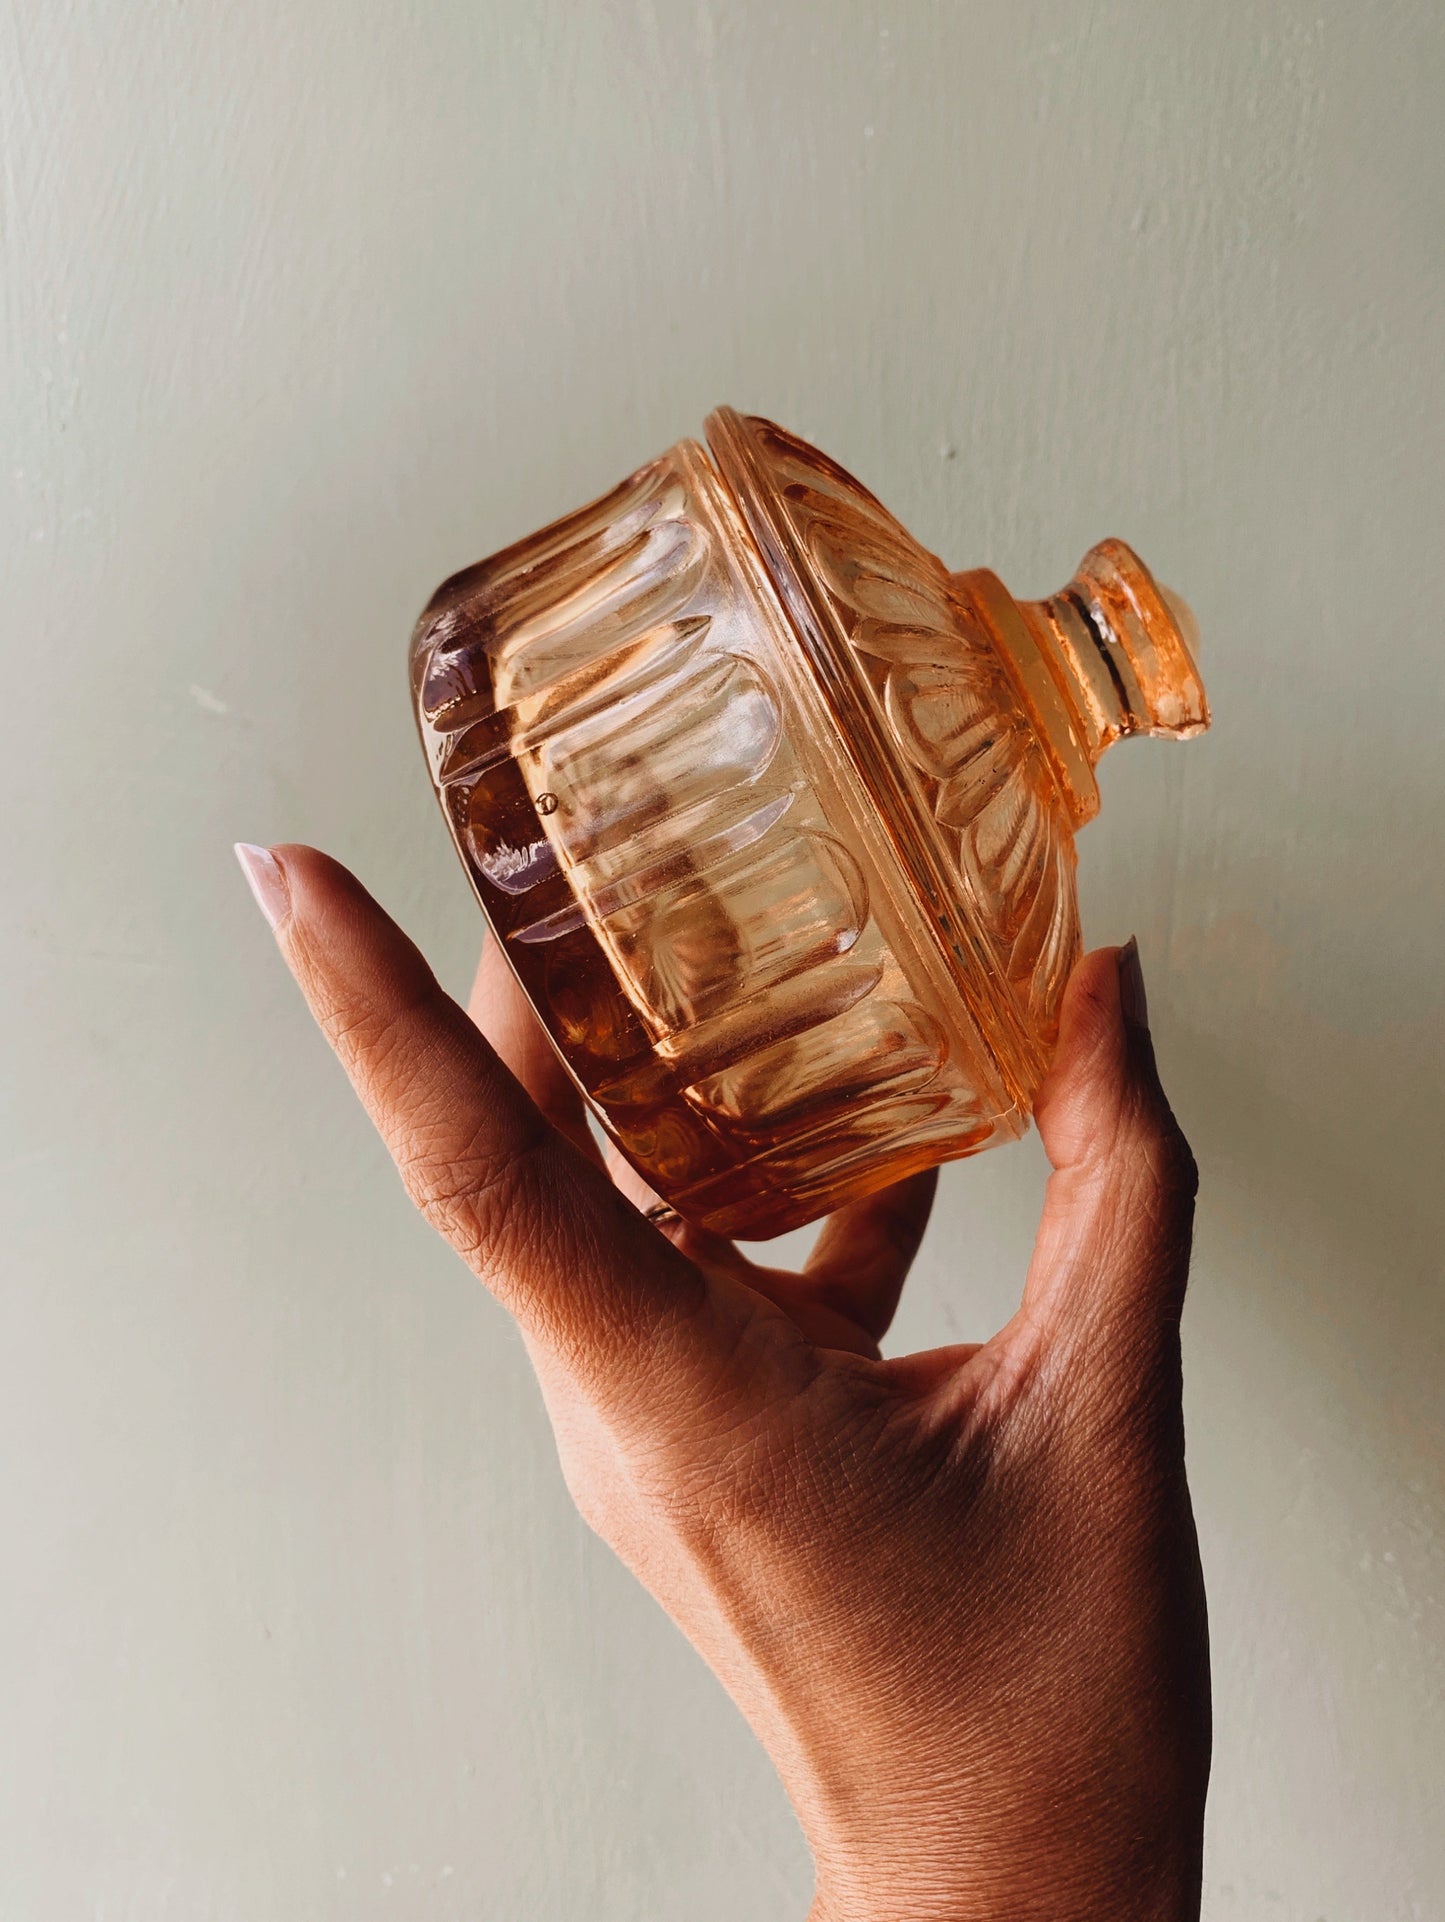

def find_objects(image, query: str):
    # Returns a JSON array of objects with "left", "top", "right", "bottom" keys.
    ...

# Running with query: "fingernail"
[
  {"left": 1118, "top": 936, "right": 1149, "bottom": 1031},
  {"left": 234, "top": 843, "right": 289, "bottom": 930}
]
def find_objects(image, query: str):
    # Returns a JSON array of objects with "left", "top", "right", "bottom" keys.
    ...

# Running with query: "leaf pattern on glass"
[{"left": 748, "top": 419, "right": 1082, "bottom": 1042}]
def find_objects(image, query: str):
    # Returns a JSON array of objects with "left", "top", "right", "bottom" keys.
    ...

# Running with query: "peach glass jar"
[{"left": 411, "top": 411, "right": 1208, "bottom": 1238}]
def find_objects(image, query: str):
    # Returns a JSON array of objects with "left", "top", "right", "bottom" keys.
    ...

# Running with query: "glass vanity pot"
[{"left": 410, "top": 409, "right": 1209, "bottom": 1239}]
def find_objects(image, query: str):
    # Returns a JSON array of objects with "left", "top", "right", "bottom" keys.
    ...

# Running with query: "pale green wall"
[{"left": 3, "top": 3, "right": 1442, "bottom": 1915}]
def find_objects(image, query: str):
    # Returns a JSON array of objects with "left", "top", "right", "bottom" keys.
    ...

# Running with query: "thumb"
[{"left": 1022, "top": 942, "right": 1198, "bottom": 1354}]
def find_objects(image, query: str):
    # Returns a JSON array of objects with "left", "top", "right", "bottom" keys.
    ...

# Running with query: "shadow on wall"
[
  {"left": 1172, "top": 958, "right": 1445, "bottom": 1884},
  {"left": 1171, "top": 873, "right": 1445, "bottom": 1680},
  {"left": 1152, "top": 589, "right": 1445, "bottom": 1550},
  {"left": 1180, "top": 998, "right": 1443, "bottom": 1475}
]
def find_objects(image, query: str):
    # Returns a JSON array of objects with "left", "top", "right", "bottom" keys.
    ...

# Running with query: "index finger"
[{"left": 236, "top": 843, "right": 706, "bottom": 1384}]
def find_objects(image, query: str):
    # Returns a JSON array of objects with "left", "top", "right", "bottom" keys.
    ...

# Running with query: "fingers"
[
  {"left": 237, "top": 844, "right": 705, "bottom": 1381},
  {"left": 803, "top": 1168, "right": 939, "bottom": 1344},
  {"left": 600, "top": 1140, "right": 667, "bottom": 1215},
  {"left": 1023, "top": 942, "right": 1197, "bottom": 1351},
  {"left": 468, "top": 933, "right": 603, "bottom": 1165}
]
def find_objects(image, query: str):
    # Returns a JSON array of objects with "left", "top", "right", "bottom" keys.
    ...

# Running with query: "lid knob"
[
  {"left": 963, "top": 538, "right": 1209, "bottom": 826},
  {"left": 1024, "top": 537, "right": 1208, "bottom": 747}
]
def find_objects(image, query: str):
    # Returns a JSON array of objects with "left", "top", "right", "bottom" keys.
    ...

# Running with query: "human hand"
[{"left": 237, "top": 842, "right": 1210, "bottom": 1921}]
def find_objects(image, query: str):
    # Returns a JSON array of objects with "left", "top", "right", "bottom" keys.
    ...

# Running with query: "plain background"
[{"left": 4, "top": 1, "right": 1443, "bottom": 1915}]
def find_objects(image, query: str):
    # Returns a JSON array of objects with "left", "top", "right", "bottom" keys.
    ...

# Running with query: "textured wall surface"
[{"left": 3, "top": 2, "right": 1442, "bottom": 1915}]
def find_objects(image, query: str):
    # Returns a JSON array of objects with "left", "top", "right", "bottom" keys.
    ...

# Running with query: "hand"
[{"left": 237, "top": 842, "right": 1210, "bottom": 1921}]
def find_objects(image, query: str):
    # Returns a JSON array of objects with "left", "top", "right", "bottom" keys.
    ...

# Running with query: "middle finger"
[{"left": 468, "top": 935, "right": 605, "bottom": 1167}]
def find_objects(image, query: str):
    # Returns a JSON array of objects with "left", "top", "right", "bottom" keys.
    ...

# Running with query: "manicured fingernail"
[
  {"left": 1118, "top": 936, "right": 1149, "bottom": 1030},
  {"left": 234, "top": 843, "right": 289, "bottom": 930}
]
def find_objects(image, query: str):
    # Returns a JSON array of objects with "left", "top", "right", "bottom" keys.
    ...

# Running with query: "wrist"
[
  {"left": 762, "top": 1642, "right": 1206, "bottom": 1922},
  {"left": 808, "top": 1848, "right": 1201, "bottom": 1922},
  {"left": 794, "top": 1777, "right": 1203, "bottom": 1922}
]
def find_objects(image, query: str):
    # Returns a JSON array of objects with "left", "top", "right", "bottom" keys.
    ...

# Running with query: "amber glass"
[{"left": 410, "top": 410, "right": 1208, "bottom": 1238}]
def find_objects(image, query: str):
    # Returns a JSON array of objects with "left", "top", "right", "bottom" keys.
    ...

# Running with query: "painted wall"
[{"left": 3, "top": 2, "right": 1441, "bottom": 1914}]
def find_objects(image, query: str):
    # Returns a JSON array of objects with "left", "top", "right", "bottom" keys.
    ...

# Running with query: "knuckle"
[
  {"left": 289, "top": 922, "right": 439, "bottom": 1083},
  {"left": 304, "top": 978, "right": 408, "bottom": 1079},
  {"left": 1122, "top": 1091, "right": 1198, "bottom": 1200},
  {"left": 397, "top": 1117, "right": 555, "bottom": 1274},
  {"left": 324, "top": 1001, "right": 404, "bottom": 1076}
]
